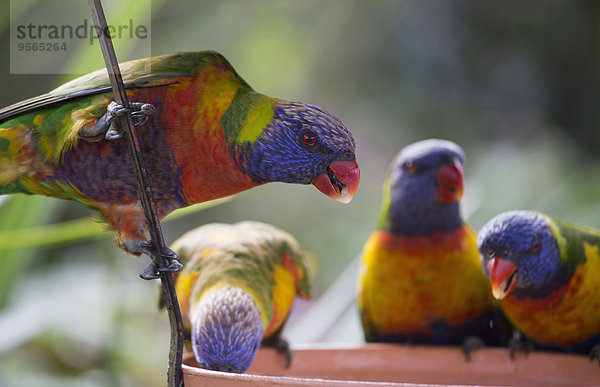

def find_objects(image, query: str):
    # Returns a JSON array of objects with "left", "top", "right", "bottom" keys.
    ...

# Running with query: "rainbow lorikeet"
[
  {"left": 0, "top": 51, "right": 359, "bottom": 277},
  {"left": 358, "top": 139, "right": 505, "bottom": 350},
  {"left": 170, "top": 221, "right": 311, "bottom": 373},
  {"left": 477, "top": 210, "right": 600, "bottom": 359}
]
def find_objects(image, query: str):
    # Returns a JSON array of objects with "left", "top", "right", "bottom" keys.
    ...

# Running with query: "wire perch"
[{"left": 87, "top": 0, "right": 184, "bottom": 385}]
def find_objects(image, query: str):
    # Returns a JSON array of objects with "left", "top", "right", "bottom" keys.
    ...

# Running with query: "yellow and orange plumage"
[
  {"left": 170, "top": 221, "right": 311, "bottom": 373},
  {"left": 358, "top": 139, "right": 504, "bottom": 346},
  {"left": 478, "top": 210, "right": 600, "bottom": 356}
]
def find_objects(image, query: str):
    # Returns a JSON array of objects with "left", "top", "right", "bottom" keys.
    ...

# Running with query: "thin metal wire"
[{"left": 87, "top": 1, "right": 184, "bottom": 385}]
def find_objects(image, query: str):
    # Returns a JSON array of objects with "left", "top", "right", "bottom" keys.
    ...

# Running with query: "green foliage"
[
  {"left": 0, "top": 196, "right": 233, "bottom": 252},
  {"left": 0, "top": 196, "right": 59, "bottom": 308}
]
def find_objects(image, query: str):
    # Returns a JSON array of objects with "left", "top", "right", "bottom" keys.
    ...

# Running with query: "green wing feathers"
[
  {"left": 172, "top": 221, "right": 311, "bottom": 319},
  {"left": 0, "top": 51, "right": 243, "bottom": 191},
  {"left": 0, "top": 51, "right": 236, "bottom": 122}
]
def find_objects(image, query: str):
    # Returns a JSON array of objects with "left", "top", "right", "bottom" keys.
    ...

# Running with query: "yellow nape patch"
[
  {"left": 584, "top": 241, "right": 600, "bottom": 260},
  {"left": 544, "top": 215, "right": 568, "bottom": 263},
  {"left": 377, "top": 177, "right": 392, "bottom": 230},
  {"left": 264, "top": 264, "right": 296, "bottom": 338},
  {"left": 238, "top": 97, "right": 275, "bottom": 143}
]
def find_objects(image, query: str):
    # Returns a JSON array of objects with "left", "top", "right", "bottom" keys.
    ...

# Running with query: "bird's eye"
[
  {"left": 303, "top": 132, "right": 317, "bottom": 146},
  {"left": 531, "top": 238, "right": 541, "bottom": 253},
  {"left": 403, "top": 161, "right": 418, "bottom": 174}
]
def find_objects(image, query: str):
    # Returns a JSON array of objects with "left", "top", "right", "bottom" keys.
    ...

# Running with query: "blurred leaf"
[
  {"left": 0, "top": 216, "right": 107, "bottom": 252},
  {"left": 162, "top": 195, "right": 235, "bottom": 221},
  {"left": 0, "top": 196, "right": 234, "bottom": 252},
  {"left": 0, "top": 196, "right": 59, "bottom": 308}
]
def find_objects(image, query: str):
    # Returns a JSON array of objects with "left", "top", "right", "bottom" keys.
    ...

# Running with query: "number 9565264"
[{"left": 18, "top": 42, "right": 67, "bottom": 51}]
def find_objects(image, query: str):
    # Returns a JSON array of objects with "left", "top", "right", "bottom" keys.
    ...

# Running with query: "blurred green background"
[{"left": 1, "top": 1, "right": 600, "bottom": 386}]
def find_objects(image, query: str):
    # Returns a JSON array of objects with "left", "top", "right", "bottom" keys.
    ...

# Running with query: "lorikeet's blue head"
[
  {"left": 382, "top": 138, "right": 466, "bottom": 235},
  {"left": 235, "top": 100, "right": 360, "bottom": 203},
  {"left": 477, "top": 211, "right": 566, "bottom": 300},
  {"left": 191, "top": 285, "right": 263, "bottom": 373}
]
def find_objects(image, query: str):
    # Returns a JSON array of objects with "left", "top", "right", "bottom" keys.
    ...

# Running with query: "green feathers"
[
  {"left": 0, "top": 52, "right": 226, "bottom": 123},
  {"left": 549, "top": 215, "right": 600, "bottom": 269},
  {"left": 221, "top": 88, "right": 277, "bottom": 150},
  {"left": 172, "top": 221, "right": 312, "bottom": 373},
  {"left": 172, "top": 221, "right": 311, "bottom": 328}
]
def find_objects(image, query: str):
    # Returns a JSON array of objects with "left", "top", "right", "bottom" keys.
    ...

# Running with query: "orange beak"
[
  {"left": 436, "top": 160, "right": 464, "bottom": 203},
  {"left": 313, "top": 159, "right": 360, "bottom": 203},
  {"left": 487, "top": 257, "right": 518, "bottom": 300}
]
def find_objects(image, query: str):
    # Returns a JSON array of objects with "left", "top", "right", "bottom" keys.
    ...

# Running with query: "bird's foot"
[
  {"left": 274, "top": 336, "right": 292, "bottom": 368},
  {"left": 130, "top": 102, "right": 155, "bottom": 126},
  {"left": 104, "top": 101, "right": 155, "bottom": 140},
  {"left": 589, "top": 344, "right": 600, "bottom": 366},
  {"left": 123, "top": 239, "right": 182, "bottom": 280},
  {"left": 461, "top": 336, "right": 485, "bottom": 362},
  {"left": 80, "top": 101, "right": 155, "bottom": 141},
  {"left": 262, "top": 335, "right": 292, "bottom": 368},
  {"left": 508, "top": 331, "right": 534, "bottom": 360}
]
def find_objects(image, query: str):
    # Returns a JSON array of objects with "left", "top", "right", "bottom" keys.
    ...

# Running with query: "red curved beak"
[
  {"left": 487, "top": 257, "right": 518, "bottom": 300},
  {"left": 436, "top": 160, "right": 464, "bottom": 203},
  {"left": 313, "top": 159, "right": 360, "bottom": 203}
]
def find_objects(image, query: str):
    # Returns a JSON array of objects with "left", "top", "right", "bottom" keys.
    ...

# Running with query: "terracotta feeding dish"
[{"left": 182, "top": 343, "right": 600, "bottom": 386}]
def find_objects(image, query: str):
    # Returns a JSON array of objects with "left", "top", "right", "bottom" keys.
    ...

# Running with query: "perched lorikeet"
[
  {"left": 477, "top": 210, "right": 600, "bottom": 358},
  {"left": 358, "top": 139, "right": 505, "bottom": 349},
  {"left": 170, "top": 221, "right": 311, "bottom": 373},
  {"left": 0, "top": 51, "right": 359, "bottom": 276}
]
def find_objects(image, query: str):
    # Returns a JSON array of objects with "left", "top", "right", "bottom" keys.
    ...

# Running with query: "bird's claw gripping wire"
[
  {"left": 80, "top": 100, "right": 155, "bottom": 141},
  {"left": 122, "top": 239, "right": 183, "bottom": 280},
  {"left": 104, "top": 101, "right": 155, "bottom": 140},
  {"left": 138, "top": 241, "right": 183, "bottom": 280}
]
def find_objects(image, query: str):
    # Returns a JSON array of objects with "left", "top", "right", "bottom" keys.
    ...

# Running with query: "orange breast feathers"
[
  {"left": 499, "top": 241, "right": 600, "bottom": 347},
  {"left": 358, "top": 226, "right": 493, "bottom": 336},
  {"left": 158, "top": 72, "right": 259, "bottom": 204}
]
